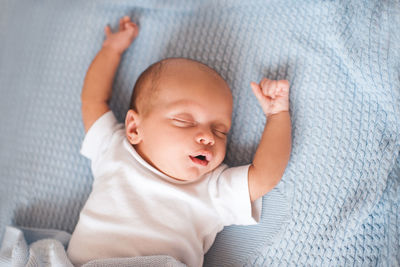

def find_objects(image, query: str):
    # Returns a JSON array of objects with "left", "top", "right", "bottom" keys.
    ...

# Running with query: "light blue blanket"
[
  {"left": 0, "top": 0, "right": 399, "bottom": 266},
  {"left": 0, "top": 226, "right": 186, "bottom": 267}
]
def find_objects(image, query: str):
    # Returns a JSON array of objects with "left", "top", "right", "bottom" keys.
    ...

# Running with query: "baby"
[{"left": 67, "top": 16, "right": 291, "bottom": 267}]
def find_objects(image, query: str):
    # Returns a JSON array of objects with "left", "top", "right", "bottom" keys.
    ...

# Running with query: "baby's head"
[{"left": 125, "top": 58, "right": 233, "bottom": 182}]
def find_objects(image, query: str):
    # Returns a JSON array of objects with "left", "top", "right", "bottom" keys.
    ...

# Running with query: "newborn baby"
[{"left": 67, "top": 16, "right": 291, "bottom": 267}]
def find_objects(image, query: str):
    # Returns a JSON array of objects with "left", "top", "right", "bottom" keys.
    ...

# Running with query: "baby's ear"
[{"left": 125, "top": 109, "right": 142, "bottom": 144}]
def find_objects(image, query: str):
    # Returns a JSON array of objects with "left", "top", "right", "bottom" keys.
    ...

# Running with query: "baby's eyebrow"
[{"left": 166, "top": 99, "right": 198, "bottom": 108}]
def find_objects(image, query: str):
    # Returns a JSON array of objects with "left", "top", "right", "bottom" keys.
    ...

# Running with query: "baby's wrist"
[
  {"left": 101, "top": 44, "right": 124, "bottom": 57},
  {"left": 266, "top": 110, "right": 289, "bottom": 119}
]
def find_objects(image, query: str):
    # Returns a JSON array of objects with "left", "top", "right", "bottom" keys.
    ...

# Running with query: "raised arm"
[
  {"left": 248, "top": 78, "right": 292, "bottom": 202},
  {"left": 81, "top": 16, "right": 139, "bottom": 133}
]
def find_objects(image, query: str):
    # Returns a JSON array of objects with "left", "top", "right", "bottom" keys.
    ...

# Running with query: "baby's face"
[{"left": 126, "top": 60, "right": 233, "bottom": 181}]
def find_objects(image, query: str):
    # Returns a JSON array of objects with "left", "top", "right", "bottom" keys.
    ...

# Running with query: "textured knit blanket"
[{"left": 0, "top": 0, "right": 399, "bottom": 266}]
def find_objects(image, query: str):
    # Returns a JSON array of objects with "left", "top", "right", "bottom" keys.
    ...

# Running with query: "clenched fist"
[{"left": 250, "top": 78, "right": 290, "bottom": 117}]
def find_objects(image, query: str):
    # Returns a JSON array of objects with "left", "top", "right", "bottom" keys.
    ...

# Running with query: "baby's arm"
[
  {"left": 248, "top": 78, "right": 292, "bottom": 202},
  {"left": 81, "top": 16, "right": 139, "bottom": 133}
]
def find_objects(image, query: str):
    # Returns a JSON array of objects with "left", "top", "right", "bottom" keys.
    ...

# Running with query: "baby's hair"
[
  {"left": 129, "top": 60, "right": 164, "bottom": 115},
  {"left": 129, "top": 57, "right": 227, "bottom": 115}
]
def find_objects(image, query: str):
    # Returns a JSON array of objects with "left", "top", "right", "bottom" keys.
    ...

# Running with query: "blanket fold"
[{"left": 0, "top": 227, "right": 187, "bottom": 267}]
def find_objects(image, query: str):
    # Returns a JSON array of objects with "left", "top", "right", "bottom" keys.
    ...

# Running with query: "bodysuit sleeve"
[
  {"left": 208, "top": 164, "right": 263, "bottom": 226},
  {"left": 80, "top": 111, "right": 123, "bottom": 163}
]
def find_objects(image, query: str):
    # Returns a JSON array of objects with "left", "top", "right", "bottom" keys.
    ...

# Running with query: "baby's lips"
[{"left": 191, "top": 150, "right": 213, "bottom": 162}]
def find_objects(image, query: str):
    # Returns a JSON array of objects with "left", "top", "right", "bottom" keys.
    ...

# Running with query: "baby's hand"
[
  {"left": 102, "top": 16, "right": 139, "bottom": 55},
  {"left": 250, "top": 78, "right": 290, "bottom": 117}
]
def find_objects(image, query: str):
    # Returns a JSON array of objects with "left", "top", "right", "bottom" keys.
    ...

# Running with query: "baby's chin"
[
  {"left": 167, "top": 172, "right": 205, "bottom": 183},
  {"left": 164, "top": 167, "right": 213, "bottom": 183}
]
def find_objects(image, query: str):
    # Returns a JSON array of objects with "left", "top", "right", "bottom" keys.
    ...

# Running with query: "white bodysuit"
[{"left": 67, "top": 111, "right": 262, "bottom": 267}]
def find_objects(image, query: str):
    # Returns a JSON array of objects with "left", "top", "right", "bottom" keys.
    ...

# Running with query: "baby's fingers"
[
  {"left": 124, "top": 22, "right": 139, "bottom": 39},
  {"left": 278, "top": 80, "right": 290, "bottom": 90},
  {"left": 269, "top": 80, "right": 279, "bottom": 98},
  {"left": 250, "top": 82, "right": 264, "bottom": 103},
  {"left": 104, "top": 25, "right": 112, "bottom": 38},
  {"left": 260, "top": 78, "right": 271, "bottom": 95},
  {"left": 277, "top": 80, "right": 290, "bottom": 96},
  {"left": 125, "top": 22, "right": 136, "bottom": 31},
  {"left": 260, "top": 78, "right": 278, "bottom": 98},
  {"left": 119, "top": 16, "right": 131, "bottom": 31}
]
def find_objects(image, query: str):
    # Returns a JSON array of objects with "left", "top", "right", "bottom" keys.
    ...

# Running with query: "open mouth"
[
  {"left": 189, "top": 155, "right": 208, "bottom": 166},
  {"left": 196, "top": 155, "right": 206, "bottom": 161},
  {"left": 189, "top": 151, "right": 212, "bottom": 166}
]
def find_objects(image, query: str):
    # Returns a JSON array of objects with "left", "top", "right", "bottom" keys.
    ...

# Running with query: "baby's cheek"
[{"left": 214, "top": 144, "right": 227, "bottom": 165}]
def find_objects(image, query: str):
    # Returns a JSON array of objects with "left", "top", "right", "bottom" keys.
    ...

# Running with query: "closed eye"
[
  {"left": 171, "top": 118, "right": 195, "bottom": 127},
  {"left": 213, "top": 129, "right": 228, "bottom": 137}
]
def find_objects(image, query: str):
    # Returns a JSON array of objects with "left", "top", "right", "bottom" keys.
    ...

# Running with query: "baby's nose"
[{"left": 196, "top": 130, "right": 215, "bottom": 146}]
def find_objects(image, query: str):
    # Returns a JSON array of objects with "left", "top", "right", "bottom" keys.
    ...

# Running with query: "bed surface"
[{"left": 0, "top": 0, "right": 399, "bottom": 266}]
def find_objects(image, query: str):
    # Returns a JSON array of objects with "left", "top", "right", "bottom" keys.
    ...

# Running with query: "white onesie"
[{"left": 67, "top": 111, "right": 262, "bottom": 267}]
